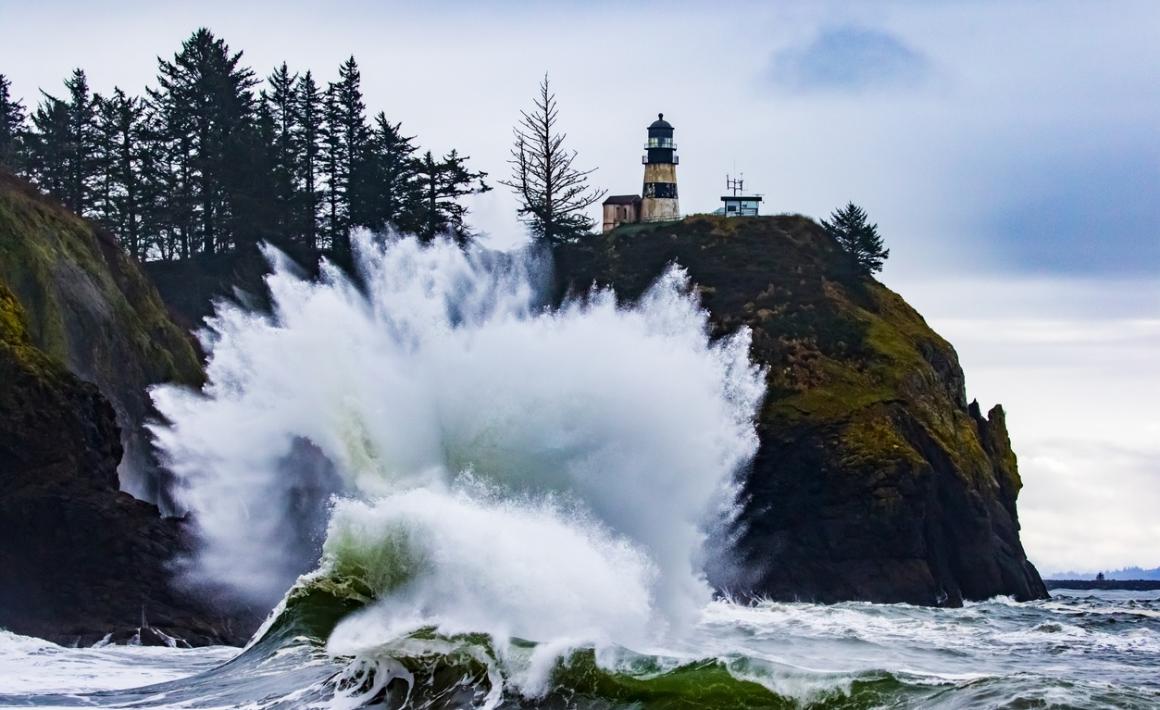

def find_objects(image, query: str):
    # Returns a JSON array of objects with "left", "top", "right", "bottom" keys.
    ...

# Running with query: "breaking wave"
[{"left": 146, "top": 232, "right": 765, "bottom": 704}]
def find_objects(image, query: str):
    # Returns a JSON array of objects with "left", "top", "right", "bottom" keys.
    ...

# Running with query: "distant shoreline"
[{"left": 1045, "top": 580, "right": 1160, "bottom": 591}]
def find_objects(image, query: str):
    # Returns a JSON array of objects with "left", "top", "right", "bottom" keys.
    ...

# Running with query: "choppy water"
[{"left": 1, "top": 589, "right": 1157, "bottom": 708}]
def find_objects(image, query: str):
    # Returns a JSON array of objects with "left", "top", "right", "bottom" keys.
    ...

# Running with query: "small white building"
[{"left": 715, "top": 175, "right": 762, "bottom": 217}]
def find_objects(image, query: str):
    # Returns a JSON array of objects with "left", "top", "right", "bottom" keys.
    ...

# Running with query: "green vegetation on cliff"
[
  {"left": 0, "top": 171, "right": 201, "bottom": 503},
  {"left": 0, "top": 282, "right": 118, "bottom": 493}
]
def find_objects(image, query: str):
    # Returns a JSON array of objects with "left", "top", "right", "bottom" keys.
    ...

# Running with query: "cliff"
[
  {"left": 0, "top": 172, "right": 202, "bottom": 506},
  {"left": 554, "top": 215, "right": 1047, "bottom": 605},
  {"left": 0, "top": 284, "right": 245, "bottom": 645}
]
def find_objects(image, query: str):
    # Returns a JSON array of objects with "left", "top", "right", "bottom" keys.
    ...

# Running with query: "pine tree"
[
  {"left": 62, "top": 70, "right": 99, "bottom": 215},
  {"left": 321, "top": 57, "right": 369, "bottom": 256},
  {"left": 94, "top": 88, "right": 153, "bottom": 259},
  {"left": 411, "top": 149, "right": 490, "bottom": 245},
  {"left": 27, "top": 93, "right": 71, "bottom": 199},
  {"left": 147, "top": 60, "right": 194, "bottom": 259},
  {"left": 150, "top": 28, "right": 258, "bottom": 255},
  {"left": 241, "top": 95, "right": 279, "bottom": 249},
  {"left": 0, "top": 74, "right": 27, "bottom": 171},
  {"left": 500, "top": 74, "right": 605, "bottom": 245},
  {"left": 295, "top": 71, "right": 324, "bottom": 250},
  {"left": 820, "top": 202, "right": 890, "bottom": 275},
  {"left": 264, "top": 63, "right": 300, "bottom": 245},
  {"left": 320, "top": 87, "right": 342, "bottom": 252},
  {"left": 351, "top": 112, "right": 419, "bottom": 232},
  {"left": 27, "top": 70, "right": 99, "bottom": 214}
]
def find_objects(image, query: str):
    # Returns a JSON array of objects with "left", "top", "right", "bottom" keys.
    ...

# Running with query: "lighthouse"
[{"left": 641, "top": 113, "right": 679, "bottom": 222}]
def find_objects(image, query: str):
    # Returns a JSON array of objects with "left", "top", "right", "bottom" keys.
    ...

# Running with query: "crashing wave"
[{"left": 150, "top": 233, "right": 767, "bottom": 704}]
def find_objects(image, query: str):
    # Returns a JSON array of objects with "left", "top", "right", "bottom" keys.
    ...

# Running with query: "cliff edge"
[
  {"left": 554, "top": 215, "right": 1047, "bottom": 605},
  {"left": 0, "top": 172, "right": 202, "bottom": 506}
]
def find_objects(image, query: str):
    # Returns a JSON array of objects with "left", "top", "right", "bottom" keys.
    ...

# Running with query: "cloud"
[
  {"left": 767, "top": 25, "right": 933, "bottom": 94},
  {"left": 981, "top": 151, "right": 1160, "bottom": 276}
]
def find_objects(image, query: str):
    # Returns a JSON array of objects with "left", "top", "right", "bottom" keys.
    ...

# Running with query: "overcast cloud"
[
  {"left": 767, "top": 25, "right": 934, "bottom": 94},
  {"left": 1, "top": 0, "right": 1156, "bottom": 574}
]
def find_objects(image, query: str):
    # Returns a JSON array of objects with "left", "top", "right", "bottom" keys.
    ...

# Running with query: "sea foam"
[{"left": 150, "top": 233, "right": 765, "bottom": 652}]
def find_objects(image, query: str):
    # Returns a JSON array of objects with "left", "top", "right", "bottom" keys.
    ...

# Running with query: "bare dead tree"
[{"left": 500, "top": 74, "right": 606, "bottom": 245}]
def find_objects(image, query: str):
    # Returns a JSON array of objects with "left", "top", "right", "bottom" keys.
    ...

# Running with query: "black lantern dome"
[
  {"left": 644, "top": 113, "right": 676, "bottom": 165},
  {"left": 648, "top": 113, "right": 672, "bottom": 130}
]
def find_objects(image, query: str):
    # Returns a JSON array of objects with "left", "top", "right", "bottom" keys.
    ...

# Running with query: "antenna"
[{"left": 726, "top": 174, "right": 745, "bottom": 196}]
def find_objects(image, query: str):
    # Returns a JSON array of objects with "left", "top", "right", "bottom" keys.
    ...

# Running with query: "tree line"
[
  {"left": 0, "top": 29, "right": 490, "bottom": 261},
  {"left": 2, "top": 35, "right": 890, "bottom": 273}
]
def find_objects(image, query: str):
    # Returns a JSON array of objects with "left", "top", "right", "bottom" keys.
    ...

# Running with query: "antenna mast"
[{"left": 726, "top": 174, "right": 745, "bottom": 196}]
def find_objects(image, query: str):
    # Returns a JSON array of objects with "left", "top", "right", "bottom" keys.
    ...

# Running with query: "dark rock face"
[
  {"left": 0, "top": 285, "right": 252, "bottom": 646},
  {"left": 555, "top": 215, "right": 1047, "bottom": 606}
]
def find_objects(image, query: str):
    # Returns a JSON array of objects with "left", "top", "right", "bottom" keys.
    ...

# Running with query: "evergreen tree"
[
  {"left": 264, "top": 63, "right": 299, "bottom": 245},
  {"left": 149, "top": 28, "right": 258, "bottom": 255},
  {"left": 351, "top": 112, "right": 419, "bottom": 232},
  {"left": 411, "top": 149, "right": 490, "bottom": 245},
  {"left": 240, "top": 95, "right": 279, "bottom": 249},
  {"left": 27, "top": 92, "right": 69, "bottom": 197},
  {"left": 27, "top": 70, "right": 99, "bottom": 215},
  {"left": 295, "top": 71, "right": 324, "bottom": 250},
  {"left": 147, "top": 64, "right": 193, "bottom": 259},
  {"left": 821, "top": 202, "right": 890, "bottom": 275},
  {"left": 500, "top": 74, "right": 605, "bottom": 245},
  {"left": 321, "top": 57, "right": 369, "bottom": 256},
  {"left": 27, "top": 93, "right": 70, "bottom": 199},
  {"left": 94, "top": 88, "right": 153, "bottom": 259},
  {"left": 320, "top": 86, "right": 342, "bottom": 252},
  {"left": 145, "top": 91, "right": 194, "bottom": 259},
  {"left": 63, "top": 70, "right": 99, "bottom": 215},
  {"left": 0, "top": 74, "right": 27, "bottom": 170}
]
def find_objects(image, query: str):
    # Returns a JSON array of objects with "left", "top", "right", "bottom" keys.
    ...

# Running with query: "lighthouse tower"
[{"left": 641, "top": 113, "right": 679, "bottom": 222}]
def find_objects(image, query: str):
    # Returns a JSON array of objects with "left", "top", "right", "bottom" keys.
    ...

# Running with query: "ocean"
[{"left": 1, "top": 589, "right": 1156, "bottom": 708}]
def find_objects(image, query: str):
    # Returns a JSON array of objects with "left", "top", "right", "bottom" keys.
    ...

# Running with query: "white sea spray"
[{"left": 150, "top": 233, "right": 766, "bottom": 664}]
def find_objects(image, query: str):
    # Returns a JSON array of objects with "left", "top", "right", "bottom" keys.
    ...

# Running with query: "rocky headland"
[{"left": 554, "top": 215, "right": 1047, "bottom": 605}]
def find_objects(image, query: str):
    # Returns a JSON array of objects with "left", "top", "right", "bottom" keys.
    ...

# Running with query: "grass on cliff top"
[{"left": 568, "top": 214, "right": 935, "bottom": 420}]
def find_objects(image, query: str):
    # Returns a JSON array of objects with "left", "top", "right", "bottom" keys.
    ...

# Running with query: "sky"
[{"left": 1, "top": 0, "right": 1157, "bottom": 575}]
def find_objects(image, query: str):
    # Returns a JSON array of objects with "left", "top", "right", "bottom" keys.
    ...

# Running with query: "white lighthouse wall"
[{"left": 641, "top": 198, "right": 680, "bottom": 222}]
